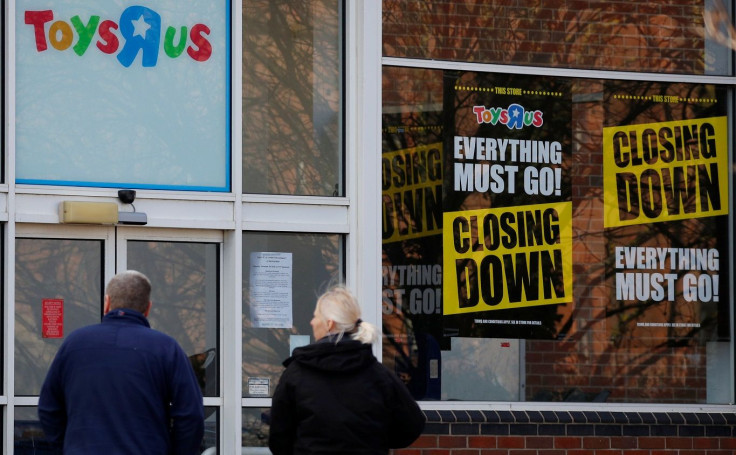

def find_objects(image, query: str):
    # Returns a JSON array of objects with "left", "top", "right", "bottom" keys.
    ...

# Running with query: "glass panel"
[
  {"left": 15, "top": 238, "right": 103, "bottom": 396},
  {"left": 15, "top": 405, "right": 219, "bottom": 454},
  {"left": 14, "top": 407, "right": 56, "bottom": 454},
  {"left": 243, "top": 0, "right": 344, "bottom": 195},
  {"left": 242, "top": 232, "right": 343, "bottom": 397},
  {"left": 1, "top": 7, "right": 4, "bottom": 183},
  {"left": 242, "top": 407, "right": 271, "bottom": 450},
  {"left": 383, "top": 0, "right": 734, "bottom": 76},
  {"left": 202, "top": 407, "right": 219, "bottom": 454},
  {"left": 127, "top": 241, "right": 220, "bottom": 397},
  {"left": 15, "top": 2, "right": 230, "bottom": 191},
  {"left": 382, "top": 66, "right": 732, "bottom": 403}
]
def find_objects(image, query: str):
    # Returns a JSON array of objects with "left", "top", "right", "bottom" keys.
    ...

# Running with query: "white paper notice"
[{"left": 249, "top": 252, "right": 293, "bottom": 328}]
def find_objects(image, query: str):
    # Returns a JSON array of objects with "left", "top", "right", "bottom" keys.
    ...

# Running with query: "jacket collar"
[{"left": 102, "top": 308, "right": 150, "bottom": 328}]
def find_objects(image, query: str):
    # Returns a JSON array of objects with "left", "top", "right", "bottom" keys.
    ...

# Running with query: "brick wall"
[{"left": 392, "top": 410, "right": 736, "bottom": 454}]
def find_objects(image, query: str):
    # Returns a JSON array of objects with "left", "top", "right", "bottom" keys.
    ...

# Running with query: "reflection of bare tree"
[
  {"left": 704, "top": 0, "right": 736, "bottom": 50},
  {"left": 243, "top": 0, "right": 342, "bottom": 196},
  {"left": 127, "top": 241, "right": 219, "bottom": 397},
  {"left": 542, "top": 80, "right": 727, "bottom": 403},
  {"left": 127, "top": 242, "right": 215, "bottom": 354},
  {"left": 241, "top": 233, "right": 342, "bottom": 396},
  {"left": 383, "top": 1, "right": 707, "bottom": 74},
  {"left": 383, "top": 67, "right": 728, "bottom": 403},
  {"left": 15, "top": 239, "right": 102, "bottom": 395}
]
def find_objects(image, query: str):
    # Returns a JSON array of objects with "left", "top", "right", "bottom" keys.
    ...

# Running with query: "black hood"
[{"left": 284, "top": 339, "right": 375, "bottom": 374}]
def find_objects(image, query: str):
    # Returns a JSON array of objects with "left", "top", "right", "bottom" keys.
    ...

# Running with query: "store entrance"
[{"left": 13, "top": 224, "right": 221, "bottom": 400}]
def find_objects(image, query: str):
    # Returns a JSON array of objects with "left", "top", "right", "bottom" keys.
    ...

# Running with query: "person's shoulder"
[
  {"left": 64, "top": 322, "right": 105, "bottom": 341},
  {"left": 141, "top": 326, "right": 186, "bottom": 349},
  {"left": 368, "top": 360, "right": 406, "bottom": 385}
]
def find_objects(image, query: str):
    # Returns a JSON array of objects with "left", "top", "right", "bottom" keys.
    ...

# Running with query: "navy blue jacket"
[
  {"left": 38, "top": 308, "right": 204, "bottom": 454},
  {"left": 269, "top": 338, "right": 425, "bottom": 454}
]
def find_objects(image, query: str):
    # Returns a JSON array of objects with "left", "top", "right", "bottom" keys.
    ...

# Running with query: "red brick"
[
  {"left": 610, "top": 437, "right": 637, "bottom": 449},
  {"left": 468, "top": 436, "right": 497, "bottom": 448},
  {"left": 438, "top": 435, "right": 467, "bottom": 448},
  {"left": 409, "top": 435, "right": 438, "bottom": 448},
  {"left": 582, "top": 437, "right": 610, "bottom": 449},
  {"left": 666, "top": 437, "right": 693, "bottom": 449},
  {"left": 526, "top": 437, "right": 554, "bottom": 449},
  {"left": 497, "top": 436, "right": 525, "bottom": 449},
  {"left": 694, "top": 437, "right": 719, "bottom": 449},
  {"left": 639, "top": 437, "right": 666, "bottom": 449},
  {"left": 555, "top": 436, "right": 582, "bottom": 449}
]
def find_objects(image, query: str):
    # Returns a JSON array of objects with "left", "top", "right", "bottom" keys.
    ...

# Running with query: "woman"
[{"left": 269, "top": 286, "right": 425, "bottom": 454}]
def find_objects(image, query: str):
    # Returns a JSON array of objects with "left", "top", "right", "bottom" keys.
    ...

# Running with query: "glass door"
[
  {"left": 13, "top": 224, "right": 222, "bottom": 454},
  {"left": 118, "top": 228, "right": 222, "bottom": 453}
]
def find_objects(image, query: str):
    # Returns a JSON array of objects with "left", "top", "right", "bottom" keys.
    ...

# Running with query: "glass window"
[
  {"left": 14, "top": 407, "right": 56, "bottom": 454},
  {"left": 202, "top": 407, "right": 219, "bottom": 454},
  {"left": 383, "top": 0, "right": 733, "bottom": 76},
  {"left": 242, "top": 407, "right": 270, "bottom": 450},
  {"left": 15, "top": 2, "right": 230, "bottom": 191},
  {"left": 14, "top": 238, "right": 103, "bottom": 396},
  {"left": 12, "top": 406, "right": 219, "bottom": 454},
  {"left": 127, "top": 241, "right": 220, "bottom": 397},
  {"left": 1, "top": 6, "right": 4, "bottom": 183},
  {"left": 242, "top": 232, "right": 343, "bottom": 397},
  {"left": 243, "top": 0, "right": 344, "bottom": 195},
  {"left": 382, "top": 66, "right": 732, "bottom": 404}
]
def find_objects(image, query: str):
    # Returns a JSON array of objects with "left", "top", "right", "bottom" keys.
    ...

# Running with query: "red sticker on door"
[{"left": 42, "top": 299, "right": 64, "bottom": 338}]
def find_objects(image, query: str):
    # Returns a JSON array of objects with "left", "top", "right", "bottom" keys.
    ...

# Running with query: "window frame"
[{"left": 380, "top": 57, "right": 736, "bottom": 412}]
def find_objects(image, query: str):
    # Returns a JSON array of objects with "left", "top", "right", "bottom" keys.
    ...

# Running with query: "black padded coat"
[{"left": 268, "top": 337, "right": 425, "bottom": 454}]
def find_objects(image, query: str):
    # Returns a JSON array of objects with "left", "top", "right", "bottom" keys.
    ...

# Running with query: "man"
[{"left": 38, "top": 270, "right": 204, "bottom": 454}]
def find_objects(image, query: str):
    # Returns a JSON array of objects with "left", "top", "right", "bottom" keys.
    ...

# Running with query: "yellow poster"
[
  {"left": 442, "top": 201, "right": 573, "bottom": 315},
  {"left": 382, "top": 143, "right": 443, "bottom": 243},
  {"left": 603, "top": 117, "right": 728, "bottom": 228}
]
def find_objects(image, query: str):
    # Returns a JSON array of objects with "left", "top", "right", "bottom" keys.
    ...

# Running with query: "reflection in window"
[
  {"left": 14, "top": 406, "right": 219, "bottom": 454},
  {"left": 242, "top": 407, "right": 271, "bottom": 449},
  {"left": 381, "top": 66, "right": 732, "bottom": 404},
  {"left": 14, "top": 238, "right": 103, "bottom": 396},
  {"left": 242, "top": 232, "right": 343, "bottom": 397},
  {"left": 202, "top": 407, "right": 219, "bottom": 454},
  {"left": 243, "top": 0, "right": 344, "bottom": 195},
  {"left": 127, "top": 241, "right": 220, "bottom": 398},
  {"left": 14, "top": 407, "right": 55, "bottom": 454},
  {"left": 1, "top": 9, "right": 4, "bottom": 183},
  {"left": 383, "top": 1, "right": 733, "bottom": 76}
]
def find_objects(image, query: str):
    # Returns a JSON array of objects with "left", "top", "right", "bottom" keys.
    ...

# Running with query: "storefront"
[{"left": 3, "top": 1, "right": 735, "bottom": 453}]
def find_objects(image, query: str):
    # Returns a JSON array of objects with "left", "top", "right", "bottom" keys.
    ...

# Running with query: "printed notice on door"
[{"left": 249, "top": 252, "right": 293, "bottom": 328}]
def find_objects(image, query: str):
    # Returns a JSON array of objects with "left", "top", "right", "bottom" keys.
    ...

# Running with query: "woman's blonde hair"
[{"left": 315, "top": 285, "right": 378, "bottom": 344}]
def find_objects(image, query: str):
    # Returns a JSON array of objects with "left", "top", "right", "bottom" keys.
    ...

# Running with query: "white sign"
[
  {"left": 247, "top": 377, "right": 270, "bottom": 397},
  {"left": 249, "top": 252, "right": 293, "bottom": 328}
]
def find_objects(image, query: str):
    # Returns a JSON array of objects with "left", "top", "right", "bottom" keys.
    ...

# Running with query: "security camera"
[{"left": 118, "top": 189, "right": 136, "bottom": 204}]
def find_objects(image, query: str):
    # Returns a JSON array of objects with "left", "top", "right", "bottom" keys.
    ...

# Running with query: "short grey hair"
[{"left": 105, "top": 270, "right": 151, "bottom": 314}]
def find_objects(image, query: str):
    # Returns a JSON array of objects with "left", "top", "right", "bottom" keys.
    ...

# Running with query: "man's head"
[{"left": 104, "top": 270, "right": 152, "bottom": 315}]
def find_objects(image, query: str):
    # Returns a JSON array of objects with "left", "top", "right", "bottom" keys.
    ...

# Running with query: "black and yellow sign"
[
  {"left": 382, "top": 143, "right": 443, "bottom": 243},
  {"left": 443, "top": 201, "right": 573, "bottom": 315},
  {"left": 603, "top": 117, "right": 728, "bottom": 227}
]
